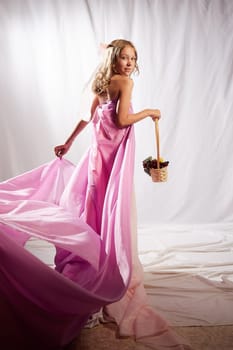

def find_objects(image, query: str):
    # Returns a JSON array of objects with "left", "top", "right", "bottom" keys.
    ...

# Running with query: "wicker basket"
[
  {"left": 150, "top": 119, "right": 168, "bottom": 183},
  {"left": 150, "top": 167, "right": 168, "bottom": 182}
]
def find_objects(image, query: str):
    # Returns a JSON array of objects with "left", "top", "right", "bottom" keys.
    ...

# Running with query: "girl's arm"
[
  {"left": 116, "top": 78, "right": 161, "bottom": 128},
  {"left": 54, "top": 96, "right": 99, "bottom": 158}
]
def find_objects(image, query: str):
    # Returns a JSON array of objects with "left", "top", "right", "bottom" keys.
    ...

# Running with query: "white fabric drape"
[{"left": 1, "top": 0, "right": 233, "bottom": 226}]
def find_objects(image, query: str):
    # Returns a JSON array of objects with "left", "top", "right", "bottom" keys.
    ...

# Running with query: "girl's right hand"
[{"left": 54, "top": 143, "right": 70, "bottom": 158}]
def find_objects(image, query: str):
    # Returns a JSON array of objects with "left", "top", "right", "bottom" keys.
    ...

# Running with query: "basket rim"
[{"left": 149, "top": 166, "right": 168, "bottom": 172}]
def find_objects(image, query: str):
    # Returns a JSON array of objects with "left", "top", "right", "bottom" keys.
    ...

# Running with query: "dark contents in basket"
[{"left": 142, "top": 156, "right": 169, "bottom": 176}]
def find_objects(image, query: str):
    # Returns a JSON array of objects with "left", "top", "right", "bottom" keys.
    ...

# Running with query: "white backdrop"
[
  {"left": 2, "top": 0, "right": 233, "bottom": 328},
  {"left": 1, "top": 0, "right": 233, "bottom": 226}
]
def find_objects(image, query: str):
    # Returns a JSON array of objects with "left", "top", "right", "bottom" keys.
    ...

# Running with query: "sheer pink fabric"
[{"left": 0, "top": 100, "right": 190, "bottom": 349}]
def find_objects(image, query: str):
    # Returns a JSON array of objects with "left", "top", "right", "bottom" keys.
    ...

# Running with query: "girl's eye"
[{"left": 120, "top": 56, "right": 136, "bottom": 61}]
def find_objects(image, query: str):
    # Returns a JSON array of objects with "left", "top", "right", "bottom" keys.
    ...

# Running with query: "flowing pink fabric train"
[{"left": 0, "top": 99, "right": 190, "bottom": 349}]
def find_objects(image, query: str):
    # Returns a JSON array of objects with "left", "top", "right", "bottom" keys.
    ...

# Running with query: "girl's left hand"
[{"left": 150, "top": 109, "right": 161, "bottom": 120}]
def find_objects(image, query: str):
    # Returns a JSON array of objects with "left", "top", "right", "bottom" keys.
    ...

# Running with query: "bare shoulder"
[
  {"left": 111, "top": 76, "right": 134, "bottom": 91},
  {"left": 108, "top": 76, "right": 133, "bottom": 100}
]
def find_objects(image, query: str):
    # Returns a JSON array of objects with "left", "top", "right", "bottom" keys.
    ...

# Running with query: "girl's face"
[{"left": 115, "top": 46, "right": 137, "bottom": 77}]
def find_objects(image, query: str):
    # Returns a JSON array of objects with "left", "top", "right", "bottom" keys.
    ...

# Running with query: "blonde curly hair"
[{"left": 92, "top": 39, "right": 139, "bottom": 96}]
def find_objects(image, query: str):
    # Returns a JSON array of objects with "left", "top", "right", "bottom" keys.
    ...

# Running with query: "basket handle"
[{"left": 155, "top": 118, "right": 160, "bottom": 169}]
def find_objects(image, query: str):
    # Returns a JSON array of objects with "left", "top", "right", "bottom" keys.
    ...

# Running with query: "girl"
[
  {"left": 53, "top": 39, "right": 190, "bottom": 349},
  {"left": 0, "top": 39, "right": 190, "bottom": 349}
]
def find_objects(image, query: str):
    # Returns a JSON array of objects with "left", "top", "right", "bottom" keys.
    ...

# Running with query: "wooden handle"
[{"left": 155, "top": 119, "right": 160, "bottom": 169}]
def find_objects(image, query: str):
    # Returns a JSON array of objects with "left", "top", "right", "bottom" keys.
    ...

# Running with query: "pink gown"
[{"left": 0, "top": 99, "right": 190, "bottom": 349}]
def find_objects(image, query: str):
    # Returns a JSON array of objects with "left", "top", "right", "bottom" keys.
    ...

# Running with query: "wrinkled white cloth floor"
[
  {"left": 138, "top": 223, "right": 233, "bottom": 326},
  {"left": 26, "top": 223, "right": 233, "bottom": 327}
]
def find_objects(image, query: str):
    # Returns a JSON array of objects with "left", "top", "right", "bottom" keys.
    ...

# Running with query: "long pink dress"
[{"left": 0, "top": 99, "right": 190, "bottom": 349}]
